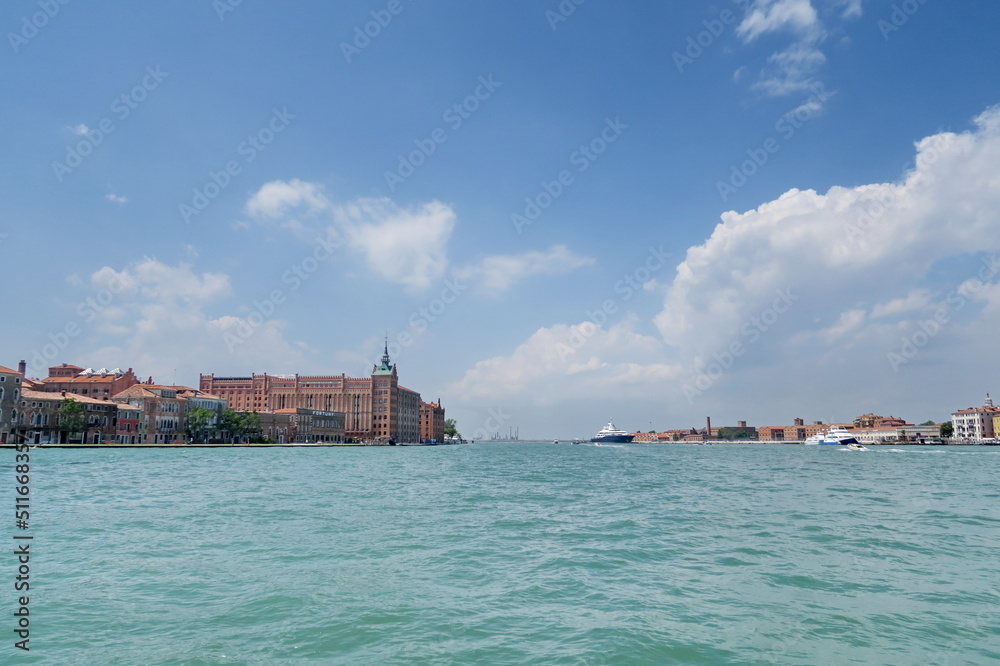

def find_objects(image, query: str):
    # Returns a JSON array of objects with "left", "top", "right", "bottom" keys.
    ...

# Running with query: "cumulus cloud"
[
  {"left": 334, "top": 198, "right": 456, "bottom": 291},
  {"left": 245, "top": 180, "right": 456, "bottom": 291},
  {"left": 448, "top": 318, "right": 682, "bottom": 402},
  {"left": 655, "top": 105, "right": 1000, "bottom": 370},
  {"left": 454, "top": 245, "right": 596, "bottom": 296},
  {"left": 76, "top": 259, "right": 306, "bottom": 382},
  {"left": 451, "top": 106, "right": 1000, "bottom": 418},
  {"left": 246, "top": 178, "right": 330, "bottom": 220}
]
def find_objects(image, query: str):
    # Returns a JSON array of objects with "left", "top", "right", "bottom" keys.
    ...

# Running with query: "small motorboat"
[{"left": 844, "top": 442, "right": 867, "bottom": 451}]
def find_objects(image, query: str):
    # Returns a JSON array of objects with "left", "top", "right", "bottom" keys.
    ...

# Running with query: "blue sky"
[{"left": 4, "top": 0, "right": 1000, "bottom": 438}]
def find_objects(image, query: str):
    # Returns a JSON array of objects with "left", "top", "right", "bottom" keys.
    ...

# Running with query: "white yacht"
[
  {"left": 590, "top": 419, "right": 635, "bottom": 443},
  {"left": 808, "top": 427, "right": 862, "bottom": 446}
]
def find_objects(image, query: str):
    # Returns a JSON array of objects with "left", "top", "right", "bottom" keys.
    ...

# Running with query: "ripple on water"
[{"left": 26, "top": 443, "right": 1000, "bottom": 665}]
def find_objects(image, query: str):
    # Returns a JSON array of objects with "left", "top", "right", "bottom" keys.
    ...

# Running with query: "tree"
[
  {"left": 940, "top": 421, "right": 953, "bottom": 438},
  {"left": 920, "top": 420, "right": 936, "bottom": 426},
  {"left": 185, "top": 407, "right": 214, "bottom": 442},
  {"left": 58, "top": 398, "right": 88, "bottom": 443},
  {"left": 241, "top": 412, "right": 263, "bottom": 443},
  {"left": 221, "top": 409, "right": 243, "bottom": 443},
  {"left": 443, "top": 418, "right": 460, "bottom": 438}
]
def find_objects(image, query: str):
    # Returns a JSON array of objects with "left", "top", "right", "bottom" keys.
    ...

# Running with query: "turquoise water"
[{"left": 12, "top": 443, "right": 1000, "bottom": 664}]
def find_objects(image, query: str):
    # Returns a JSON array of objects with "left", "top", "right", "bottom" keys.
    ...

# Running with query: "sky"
[{"left": 3, "top": 0, "right": 1000, "bottom": 439}]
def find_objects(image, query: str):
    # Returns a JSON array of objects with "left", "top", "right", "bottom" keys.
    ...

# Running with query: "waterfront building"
[
  {"left": 200, "top": 344, "right": 431, "bottom": 443},
  {"left": 850, "top": 425, "right": 935, "bottom": 444},
  {"left": 757, "top": 419, "right": 849, "bottom": 442},
  {"left": 854, "top": 413, "right": 911, "bottom": 429},
  {"left": 18, "top": 389, "right": 118, "bottom": 444},
  {"left": 419, "top": 400, "right": 445, "bottom": 443},
  {"left": 171, "top": 387, "right": 227, "bottom": 441},
  {"left": 0, "top": 363, "right": 24, "bottom": 444},
  {"left": 112, "top": 383, "right": 187, "bottom": 444},
  {"left": 259, "top": 409, "right": 345, "bottom": 444},
  {"left": 116, "top": 404, "right": 141, "bottom": 444},
  {"left": 951, "top": 394, "right": 1000, "bottom": 441},
  {"left": 41, "top": 364, "right": 142, "bottom": 399}
]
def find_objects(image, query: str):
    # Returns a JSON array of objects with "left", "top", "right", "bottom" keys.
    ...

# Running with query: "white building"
[{"left": 951, "top": 394, "right": 1000, "bottom": 442}]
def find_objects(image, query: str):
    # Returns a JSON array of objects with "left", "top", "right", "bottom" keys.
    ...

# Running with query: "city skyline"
[{"left": 4, "top": 2, "right": 1000, "bottom": 438}]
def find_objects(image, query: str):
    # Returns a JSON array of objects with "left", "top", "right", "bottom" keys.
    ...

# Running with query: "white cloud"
[
  {"left": 245, "top": 180, "right": 457, "bottom": 291},
  {"left": 335, "top": 198, "right": 456, "bottom": 291},
  {"left": 752, "top": 43, "right": 828, "bottom": 97},
  {"left": 871, "top": 290, "right": 931, "bottom": 319},
  {"left": 77, "top": 259, "right": 306, "bottom": 382},
  {"left": 246, "top": 179, "right": 330, "bottom": 220},
  {"left": 105, "top": 193, "right": 128, "bottom": 204},
  {"left": 833, "top": 0, "right": 863, "bottom": 19},
  {"left": 451, "top": 106, "right": 1000, "bottom": 420},
  {"left": 448, "top": 318, "right": 682, "bottom": 402},
  {"left": 655, "top": 105, "right": 1000, "bottom": 372},
  {"left": 71, "top": 124, "right": 90, "bottom": 135},
  {"left": 737, "top": 0, "right": 820, "bottom": 42},
  {"left": 734, "top": 0, "right": 863, "bottom": 100},
  {"left": 455, "top": 245, "right": 596, "bottom": 295}
]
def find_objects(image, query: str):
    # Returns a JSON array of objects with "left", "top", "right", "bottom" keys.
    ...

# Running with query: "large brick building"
[
  {"left": 41, "top": 364, "right": 142, "bottom": 399},
  {"left": 757, "top": 418, "right": 848, "bottom": 442},
  {"left": 419, "top": 400, "right": 445, "bottom": 443},
  {"left": 112, "top": 384, "right": 187, "bottom": 444},
  {"left": 199, "top": 344, "right": 433, "bottom": 443}
]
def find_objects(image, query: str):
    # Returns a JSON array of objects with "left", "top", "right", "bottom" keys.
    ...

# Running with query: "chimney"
[
  {"left": 706, "top": 416, "right": 711, "bottom": 440},
  {"left": 18, "top": 360, "right": 26, "bottom": 375}
]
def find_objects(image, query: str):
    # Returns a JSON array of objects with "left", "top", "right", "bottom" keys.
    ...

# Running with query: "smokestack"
[
  {"left": 18, "top": 360, "right": 26, "bottom": 375},
  {"left": 706, "top": 416, "right": 711, "bottom": 440}
]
